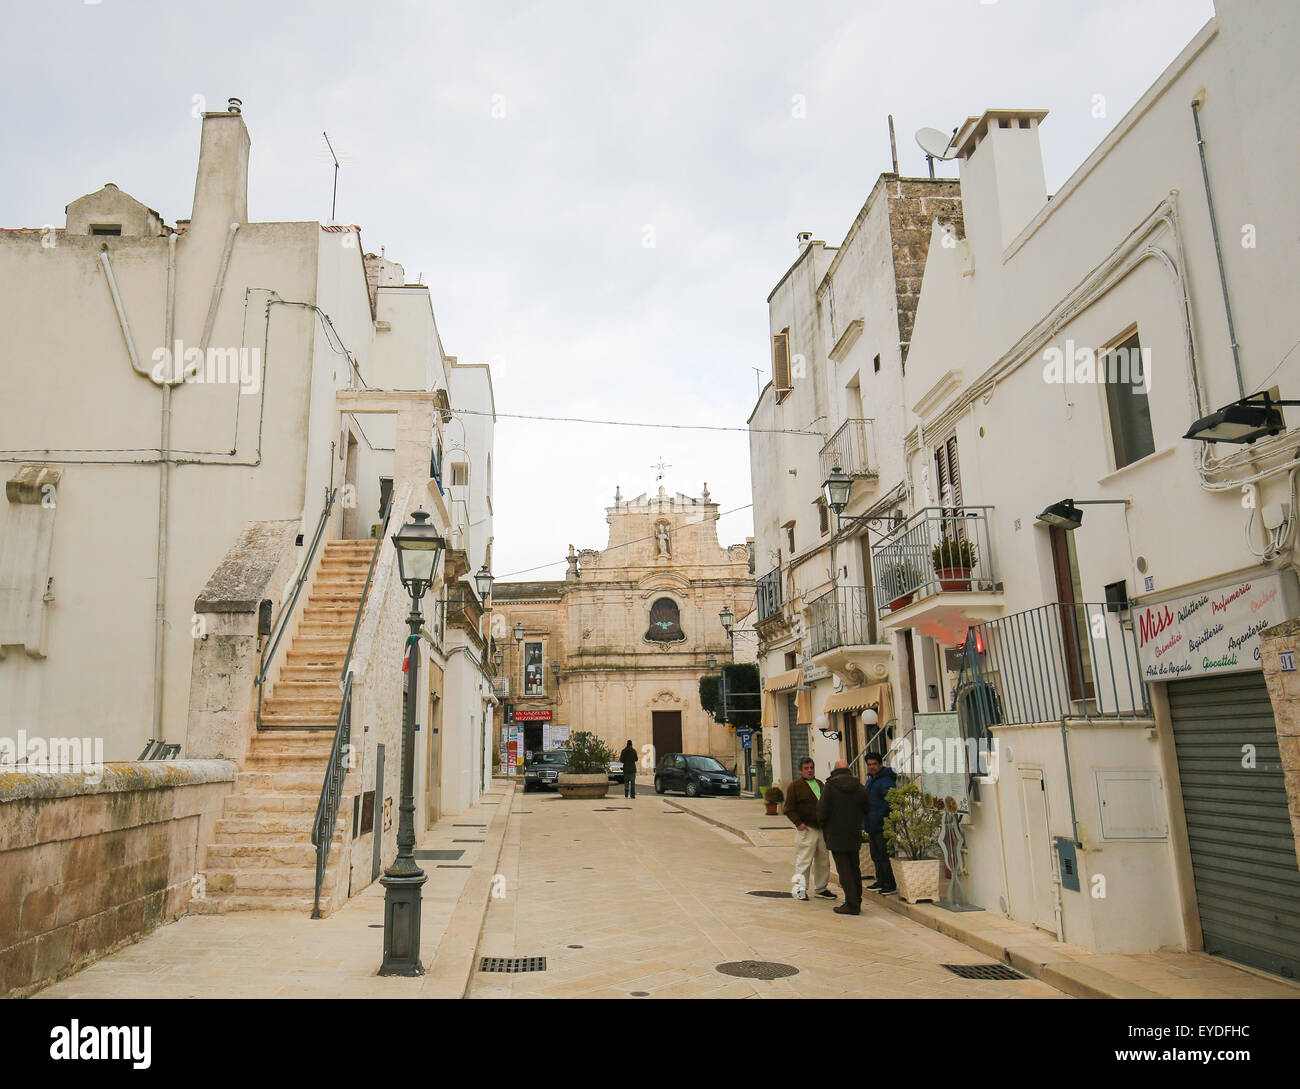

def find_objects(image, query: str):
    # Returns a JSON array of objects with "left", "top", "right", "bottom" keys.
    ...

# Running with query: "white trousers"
[{"left": 793, "top": 825, "right": 830, "bottom": 895}]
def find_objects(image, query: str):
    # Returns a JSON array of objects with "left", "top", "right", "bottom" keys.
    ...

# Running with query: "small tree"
[
  {"left": 882, "top": 781, "right": 943, "bottom": 861},
  {"left": 563, "top": 730, "right": 614, "bottom": 775}
]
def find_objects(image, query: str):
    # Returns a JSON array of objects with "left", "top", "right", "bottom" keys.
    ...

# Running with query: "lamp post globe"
[
  {"left": 718, "top": 604, "right": 734, "bottom": 633},
  {"left": 823, "top": 465, "right": 852, "bottom": 514},
  {"left": 379, "top": 508, "right": 445, "bottom": 976},
  {"left": 474, "top": 563, "right": 494, "bottom": 601},
  {"left": 513, "top": 620, "right": 524, "bottom": 645}
]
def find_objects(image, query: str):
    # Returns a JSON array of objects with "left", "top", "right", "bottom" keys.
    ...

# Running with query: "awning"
[
  {"left": 823, "top": 682, "right": 895, "bottom": 730},
  {"left": 761, "top": 669, "right": 811, "bottom": 727},
  {"left": 763, "top": 669, "right": 803, "bottom": 694}
]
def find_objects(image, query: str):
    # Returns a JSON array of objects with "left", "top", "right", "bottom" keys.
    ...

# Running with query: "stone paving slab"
[
  {"left": 663, "top": 792, "right": 1300, "bottom": 1000},
  {"left": 35, "top": 782, "right": 517, "bottom": 999}
]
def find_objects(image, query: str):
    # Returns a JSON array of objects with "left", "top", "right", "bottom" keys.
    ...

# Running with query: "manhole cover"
[
  {"left": 480, "top": 956, "right": 547, "bottom": 974},
  {"left": 716, "top": 960, "right": 799, "bottom": 980},
  {"left": 746, "top": 890, "right": 792, "bottom": 899},
  {"left": 942, "top": 963, "right": 1026, "bottom": 980}
]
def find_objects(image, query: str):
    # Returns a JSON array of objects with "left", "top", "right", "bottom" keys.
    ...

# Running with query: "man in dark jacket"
[
  {"left": 817, "top": 760, "right": 870, "bottom": 914},
  {"left": 619, "top": 739, "right": 639, "bottom": 798},
  {"left": 783, "top": 758, "right": 833, "bottom": 901},
  {"left": 863, "top": 752, "right": 897, "bottom": 894}
]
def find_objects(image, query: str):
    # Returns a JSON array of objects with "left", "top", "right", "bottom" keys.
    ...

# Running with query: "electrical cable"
[{"left": 446, "top": 406, "right": 820, "bottom": 437}]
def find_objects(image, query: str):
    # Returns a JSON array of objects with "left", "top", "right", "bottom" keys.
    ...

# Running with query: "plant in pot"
[
  {"left": 763, "top": 785, "right": 784, "bottom": 816},
  {"left": 932, "top": 535, "right": 977, "bottom": 592},
  {"left": 556, "top": 731, "right": 614, "bottom": 799},
  {"left": 882, "top": 781, "right": 944, "bottom": 903},
  {"left": 882, "top": 559, "right": 922, "bottom": 610}
]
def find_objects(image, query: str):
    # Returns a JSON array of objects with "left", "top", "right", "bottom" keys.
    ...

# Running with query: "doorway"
[
  {"left": 342, "top": 431, "right": 360, "bottom": 539},
  {"left": 652, "top": 711, "right": 683, "bottom": 759},
  {"left": 425, "top": 692, "right": 442, "bottom": 827},
  {"left": 1048, "top": 525, "right": 1095, "bottom": 704},
  {"left": 1018, "top": 768, "right": 1056, "bottom": 934}
]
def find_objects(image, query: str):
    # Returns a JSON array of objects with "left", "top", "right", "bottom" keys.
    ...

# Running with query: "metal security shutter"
[
  {"left": 786, "top": 692, "right": 809, "bottom": 773},
  {"left": 1168, "top": 672, "right": 1300, "bottom": 980}
]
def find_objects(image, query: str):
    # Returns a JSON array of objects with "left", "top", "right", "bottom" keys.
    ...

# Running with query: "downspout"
[
  {"left": 152, "top": 232, "right": 178, "bottom": 745},
  {"left": 1191, "top": 100, "right": 1245, "bottom": 399},
  {"left": 98, "top": 249, "right": 152, "bottom": 379}
]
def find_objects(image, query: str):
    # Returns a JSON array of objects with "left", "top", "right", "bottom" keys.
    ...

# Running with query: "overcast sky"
[{"left": 1, "top": 0, "right": 1214, "bottom": 579}]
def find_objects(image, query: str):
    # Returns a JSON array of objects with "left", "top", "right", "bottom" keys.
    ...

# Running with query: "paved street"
[{"left": 469, "top": 787, "right": 1065, "bottom": 999}]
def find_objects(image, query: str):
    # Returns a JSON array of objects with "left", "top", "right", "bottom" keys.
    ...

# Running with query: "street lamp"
[
  {"left": 513, "top": 621, "right": 524, "bottom": 645},
  {"left": 381, "top": 509, "right": 445, "bottom": 976},
  {"left": 823, "top": 465, "right": 852, "bottom": 514},
  {"left": 1183, "top": 391, "right": 1296, "bottom": 445},
  {"left": 474, "top": 563, "right": 494, "bottom": 601}
]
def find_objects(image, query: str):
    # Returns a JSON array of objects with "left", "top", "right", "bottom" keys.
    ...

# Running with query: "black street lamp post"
[{"left": 380, "top": 508, "right": 445, "bottom": 977}]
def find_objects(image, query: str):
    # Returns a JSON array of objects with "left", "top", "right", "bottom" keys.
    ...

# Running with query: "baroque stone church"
[{"left": 493, "top": 485, "right": 754, "bottom": 766}]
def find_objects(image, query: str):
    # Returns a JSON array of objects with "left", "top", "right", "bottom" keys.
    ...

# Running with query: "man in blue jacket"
[{"left": 863, "top": 752, "right": 897, "bottom": 895}]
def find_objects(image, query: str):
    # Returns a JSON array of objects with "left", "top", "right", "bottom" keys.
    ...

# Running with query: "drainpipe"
[
  {"left": 1190, "top": 100, "right": 1246, "bottom": 399},
  {"left": 152, "top": 232, "right": 178, "bottom": 745},
  {"left": 1059, "top": 718, "right": 1081, "bottom": 846}
]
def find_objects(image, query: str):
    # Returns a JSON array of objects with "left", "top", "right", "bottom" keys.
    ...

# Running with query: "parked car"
[
  {"left": 524, "top": 750, "right": 568, "bottom": 792},
  {"left": 654, "top": 753, "right": 740, "bottom": 797},
  {"left": 607, "top": 758, "right": 627, "bottom": 783}
]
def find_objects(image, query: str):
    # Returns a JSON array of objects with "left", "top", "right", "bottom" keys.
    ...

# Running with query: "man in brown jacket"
[{"left": 783, "top": 757, "right": 834, "bottom": 901}]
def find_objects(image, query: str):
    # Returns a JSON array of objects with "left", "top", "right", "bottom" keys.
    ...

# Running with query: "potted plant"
[
  {"left": 882, "top": 559, "right": 921, "bottom": 610},
  {"left": 762, "top": 785, "right": 784, "bottom": 816},
  {"left": 556, "top": 731, "right": 614, "bottom": 799},
  {"left": 932, "top": 536, "right": 977, "bottom": 592},
  {"left": 882, "top": 781, "right": 944, "bottom": 903}
]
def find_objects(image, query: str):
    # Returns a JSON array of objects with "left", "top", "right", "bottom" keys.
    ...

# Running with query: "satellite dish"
[{"left": 915, "top": 127, "right": 956, "bottom": 161}]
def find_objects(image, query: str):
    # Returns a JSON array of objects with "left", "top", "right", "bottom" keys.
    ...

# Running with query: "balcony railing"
[
  {"left": 819, "top": 418, "right": 876, "bottom": 481},
  {"left": 956, "top": 602, "right": 1151, "bottom": 735},
  {"left": 806, "top": 585, "right": 880, "bottom": 657},
  {"left": 756, "top": 566, "right": 783, "bottom": 623},
  {"left": 871, "top": 506, "right": 997, "bottom": 615}
]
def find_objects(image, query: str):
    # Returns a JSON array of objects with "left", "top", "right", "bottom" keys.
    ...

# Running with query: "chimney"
[
  {"left": 190, "top": 98, "right": 250, "bottom": 238},
  {"left": 954, "top": 109, "right": 1048, "bottom": 254},
  {"left": 796, "top": 230, "right": 813, "bottom": 252}
]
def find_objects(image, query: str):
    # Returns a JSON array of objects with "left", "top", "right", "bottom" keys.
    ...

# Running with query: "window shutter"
[{"left": 772, "top": 331, "right": 791, "bottom": 396}]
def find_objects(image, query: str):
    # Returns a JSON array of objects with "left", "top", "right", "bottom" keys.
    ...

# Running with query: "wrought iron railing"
[
  {"left": 819, "top": 418, "right": 876, "bottom": 481},
  {"left": 805, "top": 585, "right": 880, "bottom": 657},
  {"left": 871, "top": 506, "right": 997, "bottom": 615},
  {"left": 955, "top": 601, "right": 1151, "bottom": 738},
  {"left": 311, "top": 672, "right": 352, "bottom": 919},
  {"left": 256, "top": 487, "right": 337, "bottom": 728},
  {"left": 755, "top": 566, "right": 783, "bottom": 623}
]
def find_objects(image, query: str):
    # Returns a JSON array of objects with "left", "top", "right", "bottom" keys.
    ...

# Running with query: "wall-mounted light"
[
  {"left": 1184, "top": 391, "right": 1294, "bottom": 445},
  {"left": 1036, "top": 499, "right": 1084, "bottom": 531},
  {"left": 513, "top": 621, "right": 524, "bottom": 644},
  {"left": 814, "top": 713, "right": 840, "bottom": 741},
  {"left": 861, "top": 704, "right": 879, "bottom": 728}
]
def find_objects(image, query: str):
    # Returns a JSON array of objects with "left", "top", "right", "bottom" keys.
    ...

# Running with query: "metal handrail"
[
  {"left": 871, "top": 505, "right": 998, "bottom": 615},
  {"left": 311, "top": 672, "right": 352, "bottom": 919},
  {"left": 339, "top": 493, "right": 394, "bottom": 690},
  {"left": 256, "top": 487, "right": 337, "bottom": 727}
]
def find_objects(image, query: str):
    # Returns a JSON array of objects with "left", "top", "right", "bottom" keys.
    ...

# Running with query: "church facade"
[{"left": 492, "top": 486, "right": 754, "bottom": 770}]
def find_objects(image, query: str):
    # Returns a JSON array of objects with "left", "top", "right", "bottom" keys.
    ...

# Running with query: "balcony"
[
  {"left": 819, "top": 418, "right": 877, "bottom": 483},
  {"left": 956, "top": 602, "right": 1152, "bottom": 736},
  {"left": 872, "top": 506, "right": 1004, "bottom": 643},
  {"left": 755, "top": 566, "right": 783, "bottom": 624},
  {"left": 445, "top": 582, "right": 485, "bottom": 643},
  {"left": 804, "top": 585, "right": 892, "bottom": 685}
]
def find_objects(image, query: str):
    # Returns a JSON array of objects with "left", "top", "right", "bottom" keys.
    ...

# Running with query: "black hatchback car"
[{"left": 654, "top": 753, "right": 740, "bottom": 797}]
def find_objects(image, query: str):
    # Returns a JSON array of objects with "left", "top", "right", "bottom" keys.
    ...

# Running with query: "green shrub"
[
  {"left": 883, "top": 781, "right": 943, "bottom": 860},
  {"left": 932, "top": 536, "right": 977, "bottom": 569},
  {"left": 562, "top": 730, "right": 614, "bottom": 775},
  {"left": 763, "top": 785, "right": 784, "bottom": 805}
]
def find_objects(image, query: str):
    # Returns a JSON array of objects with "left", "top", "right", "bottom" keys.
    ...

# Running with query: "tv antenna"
[
  {"left": 915, "top": 126, "right": 958, "bottom": 178},
  {"left": 323, "top": 131, "right": 341, "bottom": 221}
]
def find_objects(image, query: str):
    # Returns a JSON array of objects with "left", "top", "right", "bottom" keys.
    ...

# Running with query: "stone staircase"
[{"left": 194, "top": 538, "right": 376, "bottom": 915}]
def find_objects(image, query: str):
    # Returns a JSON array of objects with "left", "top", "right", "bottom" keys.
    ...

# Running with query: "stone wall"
[
  {"left": 0, "top": 760, "right": 235, "bottom": 996},
  {"left": 1258, "top": 618, "right": 1300, "bottom": 869}
]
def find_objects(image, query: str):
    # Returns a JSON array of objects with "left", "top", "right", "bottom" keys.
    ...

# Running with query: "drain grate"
[
  {"left": 746, "top": 890, "right": 792, "bottom": 899},
  {"left": 942, "top": 963, "right": 1027, "bottom": 981},
  {"left": 452, "top": 839, "right": 485, "bottom": 843},
  {"left": 437, "top": 864, "right": 472, "bottom": 869},
  {"left": 480, "top": 956, "right": 547, "bottom": 974},
  {"left": 414, "top": 849, "right": 464, "bottom": 861},
  {"left": 716, "top": 960, "right": 799, "bottom": 980},
  {"left": 759, "top": 826, "right": 790, "bottom": 830}
]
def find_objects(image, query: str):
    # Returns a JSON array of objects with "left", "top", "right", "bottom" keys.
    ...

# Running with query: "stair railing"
[
  {"left": 311, "top": 671, "right": 352, "bottom": 919},
  {"left": 255, "top": 487, "right": 337, "bottom": 729}
]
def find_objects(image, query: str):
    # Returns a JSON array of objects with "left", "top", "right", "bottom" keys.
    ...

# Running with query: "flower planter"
[
  {"left": 556, "top": 773, "right": 610, "bottom": 799},
  {"left": 764, "top": 803, "right": 779, "bottom": 816},
  {"left": 888, "top": 593, "right": 915, "bottom": 611},
  {"left": 893, "top": 858, "right": 941, "bottom": 904},
  {"left": 935, "top": 566, "right": 972, "bottom": 592}
]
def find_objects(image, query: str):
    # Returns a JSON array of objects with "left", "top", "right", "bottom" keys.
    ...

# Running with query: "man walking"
[
  {"left": 817, "top": 759, "right": 870, "bottom": 915},
  {"left": 619, "top": 738, "right": 639, "bottom": 799},
  {"left": 863, "top": 752, "right": 897, "bottom": 895},
  {"left": 783, "top": 757, "right": 834, "bottom": 901}
]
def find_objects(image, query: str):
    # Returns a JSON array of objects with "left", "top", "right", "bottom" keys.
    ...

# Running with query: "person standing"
[
  {"left": 817, "top": 759, "right": 870, "bottom": 915},
  {"left": 783, "top": 757, "right": 834, "bottom": 901},
  {"left": 863, "top": 752, "right": 897, "bottom": 895},
  {"left": 619, "top": 738, "right": 639, "bottom": 799}
]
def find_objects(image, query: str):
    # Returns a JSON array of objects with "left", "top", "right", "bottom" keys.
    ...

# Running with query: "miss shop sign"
[{"left": 1136, "top": 572, "right": 1294, "bottom": 680}]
